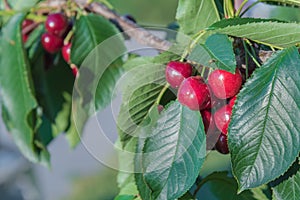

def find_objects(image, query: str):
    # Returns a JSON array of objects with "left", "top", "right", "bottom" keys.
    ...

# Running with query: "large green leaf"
[
  {"left": 272, "top": 170, "right": 300, "bottom": 200},
  {"left": 71, "top": 14, "right": 125, "bottom": 141},
  {"left": 204, "top": 33, "right": 236, "bottom": 72},
  {"left": 135, "top": 101, "right": 206, "bottom": 200},
  {"left": 196, "top": 172, "right": 258, "bottom": 200},
  {"left": 187, "top": 33, "right": 236, "bottom": 72},
  {"left": 0, "top": 14, "right": 43, "bottom": 162},
  {"left": 117, "top": 58, "right": 165, "bottom": 145},
  {"left": 228, "top": 47, "right": 300, "bottom": 191},
  {"left": 208, "top": 18, "right": 300, "bottom": 48},
  {"left": 176, "top": 0, "right": 220, "bottom": 35},
  {"left": 30, "top": 52, "right": 75, "bottom": 145},
  {"left": 71, "top": 13, "right": 122, "bottom": 65}
]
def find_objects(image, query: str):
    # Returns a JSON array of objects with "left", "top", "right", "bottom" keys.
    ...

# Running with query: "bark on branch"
[{"left": 44, "top": 0, "right": 273, "bottom": 62}]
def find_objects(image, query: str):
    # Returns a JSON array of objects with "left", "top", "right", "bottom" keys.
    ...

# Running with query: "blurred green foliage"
[
  {"left": 63, "top": 168, "right": 118, "bottom": 200},
  {"left": 108, "top": 0, "right": 178, "bottom": 26}
]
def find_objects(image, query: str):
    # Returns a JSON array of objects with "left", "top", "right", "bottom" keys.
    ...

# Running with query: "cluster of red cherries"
[
  {"left": 165, "top": 61, "right": 243, "bottom": 154},
  {"left": 21, "top": 13, "right": 78, "bottom": 76}
]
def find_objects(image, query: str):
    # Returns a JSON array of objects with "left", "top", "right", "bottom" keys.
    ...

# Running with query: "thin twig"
[{"left": 3, "top": 0, "right": 12, "bottom": 10}]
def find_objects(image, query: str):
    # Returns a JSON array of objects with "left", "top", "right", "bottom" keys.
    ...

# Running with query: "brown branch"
[
  {"left": 44, "top": 0, "right": 273, "bottom": 62},
  {"left": 79, "top": 1, "right": 172, "bottom": 50}
]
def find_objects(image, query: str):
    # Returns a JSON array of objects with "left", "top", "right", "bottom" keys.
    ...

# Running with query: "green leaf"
[
  {"left": 272, "top": 170, "right": 300, "bottom": 200},
  {"left": 195, "top": 172, "right": 258, "bottom": 200},
  {"left": 30, "top": 51, "right": 74, "bottom": 145},
  {"left": 208, "top": 18, "right": 300, "bottom": 48},
  {"left": 71, "top": 13, "right": 125, "bottom": 141},
  {"left": 259, "top": 0, "right": 300, "bottom": 7},
  {"left": 187, "top": 34, "right": 236, "bottom": 72},
  {"left": 114, "top": 195, "right": 137, "bottom": 200},
  {"left": 71, "top": 14, "right": 125, "bottom": 111},
  {"left": 135, "top": 101, "right": 206, "bottom": 200},
  {"left": 71, "top": 13, "right": 123, "bottom": 65},
  {"left": 204, "top": 33, "right": 236, "bottom": 72},
  {"left": 95, "top": 58, "right": 124, "bottom": 111},
  {"left": 199, "top": 151, "right": 231, "bottom": 178},
  {"left": 0, "top": 14, "right": 42, "bottom": 162},
  {"left": 228, "top": 47, "right": 300, "bottom": 191},
  {"left": 176, "top": 0, "right": 220, "bottom": 35},
  {"left": 187, "top": 44, "right": 217, "bottom": 68},
  {"left": 116, "top": 138, "right": 139, "bottom": 196},
  {"left": 117, "top": 58, "right": 165, "bottom": 145}
]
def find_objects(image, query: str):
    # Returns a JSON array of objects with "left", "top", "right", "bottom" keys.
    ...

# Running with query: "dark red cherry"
[
  {"left": 228, "top": 96, "right": 237, "bottom": 108},
  {"left": 178, "top": 76, "right": 210, "bottom": 111},
  {"left": 41, "top": 33, "right": 63, "bottom": 53},
  {"left": 22, "top": 19, "right": 34, "bottom": 29},
  {"left": 45, "top": 13, "right": 68, "bottom": 36},
  {"left": 201, "top": 110, "right": 216, "bottom": 133},
  {"left": 215, "top": 134, "right": 229, "bottom": 154},
  {"left": 165, "top": 61, "right": 193, "bottom": 89},
  {"left": 22, "top": 19, "right": 34, "bottom": 42},
  {"left": 208, "top": 68, "right": 242, "bottom": 99},
  {"left": 62, "top": 43, "right": 71, "bottom": 63},
  {"left": 214, "top": 105, "right": 232, "bottom": 135},
  {"left": 72, "top": 66, "right": 78, "bottom": 77}
]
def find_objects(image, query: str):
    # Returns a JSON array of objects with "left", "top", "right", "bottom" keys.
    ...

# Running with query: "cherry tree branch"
[{"left": 44, "top": 0, "right": 273, "bottom": 62}]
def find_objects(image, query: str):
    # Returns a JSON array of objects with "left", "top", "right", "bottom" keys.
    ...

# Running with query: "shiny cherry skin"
[
  {"left": 201, "top": 110, "right": 216, "bottom": 133},
  {"left": 178, "top": 76, "right": 210, "bottom": 111},
  {"left": 214, "top": 105, "right": 232, "bottom": 135},
  {"left": 62, "top": 43, "right": 71, "bottom": 63},
  {"left": 45, "top": 13, "right": 68, "bottom": 36},
  {"left": 22, "top": 19, "right": 34, "bottom": 28},
  {"left": 41, "top": 33, "right": 63, "bottom": 53},
  {"left": 165, "top": 61, "right": 193, "bottom": 89},
  {"left": 72, "top": 66, "right": 79, "bottom": 77},
  {"left": 208, "top": 68, "right": 242, "bottom": 99},
  {"left": 215, "top": 134, "right": 229, "bottom": 154}
]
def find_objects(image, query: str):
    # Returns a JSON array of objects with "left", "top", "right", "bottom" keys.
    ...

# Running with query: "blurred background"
[{"left": 0, "top": 0, "right": 300, "bottom": 199}]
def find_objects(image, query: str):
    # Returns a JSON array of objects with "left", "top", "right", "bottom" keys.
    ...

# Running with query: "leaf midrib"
[
  {"left": 155, "top": 105, "right": 186, "bottom": 199},
  {"left": 241, "top": 52, "right": 286, "bottom": 189}
]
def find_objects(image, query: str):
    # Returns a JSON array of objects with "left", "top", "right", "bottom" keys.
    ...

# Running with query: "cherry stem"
[
  {"left": 22, "top": 22, "right": 41, "bottom": 35},
  {"left": 181, "top": 30, "right": 206, "bottom": 61},
  {"left": 240, "top": 1, "right": 260, "bottom": 17},
  {"left": 235, "top": 0, "right": 249, "bottom": 17},
  {"left": 242, "top": 41, "right": 249, "bottom": 78},
  {"left": 155, "top": 83, "right": 170, "bottom": 105},
  {"left": 64, "top": 30, "right": 74, "bottom": 45}
]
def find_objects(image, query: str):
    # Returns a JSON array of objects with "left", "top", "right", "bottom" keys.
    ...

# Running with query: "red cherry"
[
  {"left": 201, "top": 110, "right": 216, "bottom": 133},
  {"left": 228, "top": 96, "right": 237, "bottom": 108},
  {"left": 41, "top": 33, "right": 63, "bottom": 53},
  {"left": 165, "top": 61, "right": 193, "bottom": 88},
  {"left": 208, "top": 68, "right": 242, "bottom": 99},
  {"left": 214, "top": 105, "right": 232, "bottom": 135},
  {"left": 45, "top": 13, "right": 68, "bottom": 36},
  {"left": 22, "top": 19, "right": 34, "bottom": 42},
  {"left": 215, "top": 134, "right": 229, "bottom": 154},
  {"left": 72, "top": 66, "right": 79, "bottom": 77},
  {"left": 62, "top": 43, "right": 71, "bottom": 63},
  {"left": 22, "top": 19, "right": 34, "bottom": 29},
  {"left": 22, "top": 34, "right": 29, "bottom": 43},
  {"left": 178, "top": 76, "right": 210, "bottom": 111}
]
